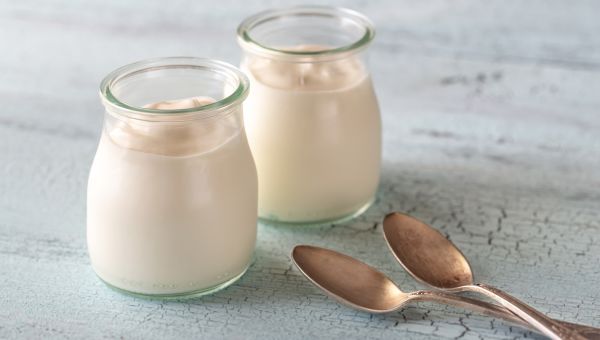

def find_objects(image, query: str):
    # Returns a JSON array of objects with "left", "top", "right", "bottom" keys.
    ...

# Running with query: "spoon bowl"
[
  {"left": 292, "top": 245, "right": 410, "bottom": 313},
  {"left": 382, "top": 212, "right": 473, "bottom": 289}
]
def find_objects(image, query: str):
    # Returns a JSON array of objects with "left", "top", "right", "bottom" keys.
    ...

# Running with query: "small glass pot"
[
  {"left": 237, "top": 6, "right": 381, "bottom": 224},
  {"left": 87, "top": 57, "right": 257, "bottom": 298}
]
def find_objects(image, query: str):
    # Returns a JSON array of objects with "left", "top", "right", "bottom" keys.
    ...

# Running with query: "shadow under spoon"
[{"left": 382, "top": 212, "right": 595, "bottom": 340}]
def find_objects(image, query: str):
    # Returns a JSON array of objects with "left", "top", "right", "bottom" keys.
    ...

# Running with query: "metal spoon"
[
  {"left": 291, "top": 245, "right": 598, "bottom": 337},
  {"left": 382, "top": 212, "right": 587, "bottom": 340}
]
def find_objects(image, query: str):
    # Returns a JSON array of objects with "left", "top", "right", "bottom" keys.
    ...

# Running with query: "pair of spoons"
[{"left": 292, "top": 212, "right": 598, "bottom": 339}]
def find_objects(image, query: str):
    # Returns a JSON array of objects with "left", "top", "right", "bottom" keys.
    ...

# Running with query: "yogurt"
[
  {"left": 242, "top": 49, "right": 381, "bottom": 223},
  {"left": 87, "top": 96, "right": 257, "bottom": 295}
]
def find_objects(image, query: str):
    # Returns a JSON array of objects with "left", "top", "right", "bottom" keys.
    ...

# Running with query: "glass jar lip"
[
  {"left": 237, "top": 6, "right": 375, "bottom": 61},
  {"left": 99, "top": 57, "right": 249, "bottom": 121}
]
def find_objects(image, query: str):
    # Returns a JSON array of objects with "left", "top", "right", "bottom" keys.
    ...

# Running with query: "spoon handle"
[
  {"left": 466, "top": 283, "right": 586, "bottom": 340},
  {"left": 409, "top": 290, "right": 599, "bottom": 338}
]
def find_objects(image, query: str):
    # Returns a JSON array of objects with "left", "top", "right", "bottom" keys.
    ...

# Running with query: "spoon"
[
  {"left": 292, "top": 245, "right": 526, "bottom": 319},
  {"left": 291, "top": 245, "right": 598, "bottom": 337},
  {"left": 382, "top": 212, "right": 587, "bottom": 340}
]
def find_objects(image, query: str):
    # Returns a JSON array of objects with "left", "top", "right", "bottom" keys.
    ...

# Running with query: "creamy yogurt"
[
  {"left": 242, "top": 47, "right": 381, "bottom": 223},
  {"left": 87, "top": 97, "right": 257, "bottom": 295}
]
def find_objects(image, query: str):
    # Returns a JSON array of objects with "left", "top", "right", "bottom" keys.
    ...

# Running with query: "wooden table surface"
[{"left": 1, "top": 1, "right": 599, "bottom": 339}]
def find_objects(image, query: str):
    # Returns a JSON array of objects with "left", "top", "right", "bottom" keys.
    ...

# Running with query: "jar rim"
[
  {"left": 99, "top": 57, "right": 249, "bottom": 121},
  {"left": 237, "top": 6, "right": 375, "bottom": 61}
]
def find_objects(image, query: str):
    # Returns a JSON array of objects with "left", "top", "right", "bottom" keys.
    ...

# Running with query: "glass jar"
[
  {"left": 87, "top": 57, "right": 257, "bottom": 298},
  {"left": 237, "top": 6, "right": 381, "bottom": 225}
]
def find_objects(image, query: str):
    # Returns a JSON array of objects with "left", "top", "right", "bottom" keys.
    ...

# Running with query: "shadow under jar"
[
  {"left": 87, "top": 58, "right": 257, "bottom": 298},
  {"left": 237, "top": 6, "right": 382, "bottom": 225}
]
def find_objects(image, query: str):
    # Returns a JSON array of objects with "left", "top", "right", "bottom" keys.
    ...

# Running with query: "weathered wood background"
[{"left": 1, "top": 0, "right": 599, "bottom": 338}]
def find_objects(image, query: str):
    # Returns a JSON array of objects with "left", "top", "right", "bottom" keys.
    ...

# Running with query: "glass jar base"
[
  {"left": 95, "top": 265, "right": 249, "bottom": 300},
  {"left": 259, "top": 197, "right": 375, "bottom": 227}
]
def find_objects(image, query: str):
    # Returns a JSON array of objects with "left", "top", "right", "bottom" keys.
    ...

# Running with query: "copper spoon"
[
  {"left": 382, "top": 212, "right": 588, "bottom": 340},
  {"left": 291, "top": 245, "right": 598, "bottom": 336}
]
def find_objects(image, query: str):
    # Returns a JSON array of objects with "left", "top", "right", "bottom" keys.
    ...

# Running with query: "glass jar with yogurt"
[
  {"left": 237, "top": 6, "right": 381, "bottom": 224},
  {"left": 87, "top": 57, "right": 257, "bottom": 298}
]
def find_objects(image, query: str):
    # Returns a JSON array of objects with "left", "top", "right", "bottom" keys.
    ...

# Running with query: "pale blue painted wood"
[{"left": 1, "top": 0, "right": 599, "bottom": 339}]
